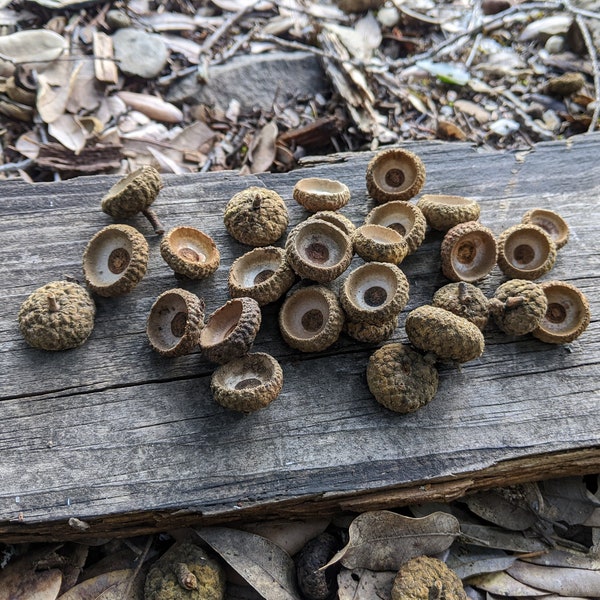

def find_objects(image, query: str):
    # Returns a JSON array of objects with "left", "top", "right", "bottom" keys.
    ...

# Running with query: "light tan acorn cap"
[
  {"left": 365, "top": 201, "right": 426, "bottom": 254},
  {"left": 352, "top": 224, "right": 409, "bottom": 264},
  {"left": 340, "top": 262, "right": 409, "bottom": 325},
  {"left": 366, "top": 343, "right": 438, "bottom": 413},
  {"left": 228, "top": 246, "right": 296, "bottom": 306},
  {"left": 365, "top": 148, "right": 426, "bottom": 203},
  {"left": 441, "top": 220, "right": 497, "bottom": 283},
  {"left": 18, "top": 280, "right": 96, "bottom": 351},
  {"left": 405, "top": 305, "right": 485, "bottom": 363},
  {"left": 200, "top": 297, "right": 262, "bottom": 364},
  {"left": 279, "top": 285, "right": 344, "bottom": 352},
  {"left": 432, "top": 282, "right": 490, "bottom": 330},
  {"left": 416, "top": 194, "right": 481, "bottom": 231},
  {"left": 160, "top": 226, "right": 220, "bottom": 280},
  {"left": 489, "top": 279, "right": 548, "bottom": 336},
  {"left": 210, "top": 352, "right": 283, "bottom": 412},
  {"left": 497, "top": 223, "right": 557, "bottom": 280},
  {"left": 308, "top": 211, "right": 356, "bottom": 236},
  {"left": 344, "top": 315, "right": 398, "bottom": 344},
  {"left": 293, "top": 177, "right": 351, "bottom": 212},
  {"left": 82, "top": 224, "right": 149, "bottom": 297},
  {"left": 224, "top": 186, "right": 289, "bottom": 246},
  {"left": 146, "top": 288, "right": 205, "bottom": 357},
  {"left": 532, "top": 280, "right": 591, "bottom": 344},
  {"left": 285, "top": 219, "right": 353, "bottom": 283},
  {"left": 521, "top": 208, "right": 569, "bottom": 250}
]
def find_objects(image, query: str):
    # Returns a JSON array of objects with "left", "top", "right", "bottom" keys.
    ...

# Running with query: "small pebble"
[
  {"left": 112, "top": 28, "right": 168, "bottom": 78},
  {"left": 106, "top": 9, "right": 132, "bottom": 30},
  {"left": 545, "top": 34, "right": 565, "bottom": 54},
  {"left": 545, "top": 72, "right": 585, "bottom": 97}
]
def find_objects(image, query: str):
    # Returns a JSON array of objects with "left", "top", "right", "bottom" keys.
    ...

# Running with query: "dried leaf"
[
  {"left": 146, "top": 146, "right": 188, "bottom": 174},
  {"left": 337, "top": 568, "right": 396, "bottom": 600},
  {"left": 460, "top": 523, "right": 547, "bottom": 553},
  {"left": 117, "top": 91, "right": 183, "bottom": 123},
  {"left": 37, "top": 60, "right": 83, "bottom": 124},
  {"left": 196, "top": 527, "right": 301, "bottom": 600},
  {"left": 488, "top": 118, "right": 520, "bottom": 136},
  {"left": 56, "top": 569, "right": 136, "bottom": 600},
  {"left": 48, "top": 114, "right": 88, "bottom": 153},
  {"left": 15, "top": 131, "right": 41, "bottom": 159},
  {"left": 519, "top": 14, "right": 572, "bottom": 41},
  {"left": 416, "top": 59, "right": 470, "bottom": 86},
  {"left": 211, "top": 0, "right": 273, "bottom": 11},
  {"left": 0, "top": 560, "right": 61, "bottom": 600},
  {"left": 539, "top": 477, "right": 600, "bottom": 525},
  {"left": 465, "top": 489, "right": 537, "bottom": 531},
  {"left": 446, "top": 546, "right": 518, "bottom": 580},
  {"left": 453, "top": 99, "right": 491, "bottom": 124},
  {"left": 467, "top": 570, "right": 548, "bottom": 596},
  {"left": 162, "top": 35, "right": 203, "bottom": 63},
  {"left": 508, "top": 560, "right": 600, "bottom": 596},
  {"left": 325, "top": 510, "right": 460, "bottom": 572},
  {"left": 0, "top": 29, "right": 67, "bottom": 75},
  {"left": 66, "top": 58, "right": 101, "bottom": 113},
  {"left": 247, "top": 120, "right": 278, "bottom": 174}
]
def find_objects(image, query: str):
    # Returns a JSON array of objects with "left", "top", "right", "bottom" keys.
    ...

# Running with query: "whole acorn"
[
  {"left": 432, "top": 282, "right": 490, "bottom": 330},
  {"left": 18, "top": 280, "right": 96, "bottom": 351},
  {"left": 224, "top": 186, "right": 289, "bottom": 246}
]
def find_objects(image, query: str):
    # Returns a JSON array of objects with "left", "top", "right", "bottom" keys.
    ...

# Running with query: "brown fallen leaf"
[
  {"left": 56, "top": 568, "right": 138, "bottom": 600},
  {"left": 467, "top": 570, "right": 547, "bottom": 596},
  {"left": 37, "top": 59, "right": 83, "bottom": 124},
  {"left": 465, "top": 487, "right": 538, "bottom": 531},
  {"left": 0, "top": 563, "right": 62, "bottom": 600},
  {"left": 324, "top": 510, "right": 460, "bottom": 572},
  {"left": 247, "top": 120, "right": 278, "bottom": 174},
  {"left": 337, "top": 568, "right": 396, "bottom": 600},
  {"left": 508, "top": 560, "right": 600, "bottom": 596},
  {"left": 117, "top": 91, "right": 183, "bottom": 123}
]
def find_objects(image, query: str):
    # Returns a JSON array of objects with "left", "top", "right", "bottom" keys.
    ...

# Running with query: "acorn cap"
[
  {"left": 279, "top": 285, "right": 344, "bottom": 352},
  {"left": 285, "top": 219, "right": 353, "bottom": 283},
  {"left": 293, "top": 177, "right": 351, "bottom": 213},
  {"left": 365, "top": 148, "right": 426, "bottom": 203},
  {"left": 489, "top": 279, "right": 548, "bottom": 336},
  {"left": 224, "top": 186, "right": 289, "bottom": 246},
  {"left": 497, "top": 223, "right": 557, "bottom": 280},
  {"left": 366, "top": 343, "right": 438, "bottom": 413},
  {"left": 391, "top": 556, "right": 466, "bottom": 600},
  {"left": 432, "top": 282, "right": 490, "bottom": 330},
  {"left": 352, "top": 224, "right": 409, "bottom": 264},
  {"left": 532, "top": 280, "right": 591, "bottom": 344},
  {"left": 440, "top": 221, "right": 497, "bottom": 283},
  {"left": 521, "top": 208, "right": 569, "bottom": 250},
  {"left": 82, "top": 224, "right": 149, "bottom": 297},
  {"left": 146, "top": 288, "right": 205, "bottom": 357},
  {"left": 344, "top": 315, "right": 398, "bottom": 344},
  {"left": 18, "top": 280, "right": 96, "bottom": 351},
  {"left": 308, "top": 211, "right": 356, "bottom": 236},
  {"left": 200, "top": 297, "right": 262, "bottom": 364},
  {"left": 364, "top": 201, "right": 427, "bottom": 254},
  {"left": 210, "top": 352, "right": 284, "bottom": 412},
  {"left": 405, "top": 305, "right": 485, "bottom": 363},
  {"left": 416, "top": 194, "right": 481, "bottom": 231},
  {"left": 160, "top": 226, "right": 220, "bottom": 280},
  {"left": 340, "top": 262, "right": 409, "bottom": 325}
]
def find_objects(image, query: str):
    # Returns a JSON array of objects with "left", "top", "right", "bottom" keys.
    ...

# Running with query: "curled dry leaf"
[
  {"left": 467, "top": 570, "right": 548, "bottom": 596},
  {"left": 0, "top": 29, "right": 67, "bottom": 76},
  {"left": 246, "top": 120, "right": 278, "bottom": 174},
  {"left": 117, "top": 91, "right": 183, "bottom": 123},
  {"left": 324, "top": 510, "right": 460, "bottom": 572},
  {"left": 37, "top": 60, "right": 83, "bottom": 124},
  {"left": 56, "top": 568, "right": 138, "bottom": 600},
  {"left": 48, "top": 114, "right": 88, "bottom": 153},
  {"left": 460, "top": 523, "right": 548, "bottom": 553},
  {"left": 0, "top": 561, "right": 61, "bottom": 600}
]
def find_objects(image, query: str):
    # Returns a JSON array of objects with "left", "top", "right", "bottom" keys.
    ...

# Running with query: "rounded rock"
[
  {"left": 293, "top": 177, "right": 350, "bottom": 213},
  {"left": 416, "top": 194, "right": 481, "bottom": 231},
  {"left": 352, "top": 224, "right": 409, "bottom": 264},
  {"left": 364, "top": 201, "right": 426, "bottom": 254},
  {"left": 160, "top": 226, "right": 220, "bottom": 280},
  {"left": 367, "top": 343, "right": 439, "bottom": 413},
  {"left": 18, "top": 280, "right": 96, "bottom": 351},
  {"left": 432, "top": 282, "right": 490, "bottom": 330},
  {"left": 521, "top": 208, "right": 569, "bottom": 250},
  {"left": 296, "top": 533, "right": 340, "bottom": 600},
  {"left": 490, "top": 279, "right": 548, "bottom": 336},
  {"left": 112, "top": 28, "right": 168, "bottom": 79}
]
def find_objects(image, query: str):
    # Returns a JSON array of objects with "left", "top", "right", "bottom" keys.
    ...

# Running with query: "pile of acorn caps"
[{"left": 17, "top": 148, "right": 591, "bottom": 415}]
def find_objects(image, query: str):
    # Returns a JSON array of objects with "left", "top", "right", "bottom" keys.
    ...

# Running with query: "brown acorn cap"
[
  {"left": 210, "top": 352, "right": 283, "bottom": 412},
  {"left": 293, "top": 177, "right": 351, "bottom": 213},
  {"left": 441, "top": 221, "right": 497, "bottom": 283},
  {"left": 308, "top": 211, "right": 356, "bottom": 236},
  {"left": 101, "top": 165, "right": 164, "bottom": 234},
  {"left": 160, "top": 226, "right": 220, "bottom": 280},
  {"left": 405, "top": 305, "right": 485, "bottom": 363},
  {"left": 352, "top": 224, "right": 409, "bottom": 264},
  {"left": 416, "top": 194, "right": 481, "bottom": 231},
  {"left": 521, "top": 208, "right": 569, "bottom": 250},
  {"left": 279, "top": 285, "right": 344, "bottom": 352},
  {"left": 489, "top": 279, "right": 548, "bottom": 336},
  {"left": 285, "top": 219, "right": 353, "bottom": 283},
  {"left": 497, "top": 223, "right": 557, "bottom": 280},
  {"left": 228, "top": 246, "right": 296, "bottom": 306},
  {"left": 344, "top": 315, "right": 398, "bottom": 344},
  {"left": 340, "top": 262, "right": 409, "bottom": 325},
  {"left": 200, "top": 297, "right": 262, "bottom": 364},
  {"left": 532, "top": 280, "right": 591, "bottom": 344},
  {"left": 18, "top": 280, "right": 96, "bottom": 351},
  {"left": 224, "top": 186, "right": 289, "bottom": 246},
  {"left": 82, "top": 224, "right": 149, "bottom": 297},
  {"left": 366, "top": 343, "right": 438, "bottom": 413},
  {"left": 146, "top": 288, "right": 205, "bottom": 357},
  {"left": 365, "top": 148, "right": 426, "bottom": 203},
  {"left": 364, "top": 201, "right": 427, "bottom": 254},
  {"left": 432, "top": 282, "right": 489, "bottom": 330}
]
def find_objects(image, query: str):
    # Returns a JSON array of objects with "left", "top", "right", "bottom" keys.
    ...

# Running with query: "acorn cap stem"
[
  {"left": 47, "top": 295, "right": 59, "bottom": 312},
  {"left": 142, "top": 208, "right": 165, "bottom": 235}
]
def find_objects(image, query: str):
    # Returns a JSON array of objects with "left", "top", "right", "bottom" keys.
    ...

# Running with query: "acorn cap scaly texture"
[
  {"left": 211, "top": 352, "right": 284, "bottom": 412},
  {"left": 160, "top": 226, "right": 220, "bottom": 280},
  {"left": 308, "top": 211, "right": 356, "bottom": 236},
  {"left": 344, "top": 315, "right": 398, "bottom": 344},
  {"left": 365, "top": 201, "right": 427, "bottom": 254},
  {"left": 352, "top": 224, "right": 409, "bottom": 265},
  {"left": 432, "top": 282, "right": 490, "bottom": 330},
  {"left": 490, "top": 279, "right": 548, "bottom": 336},
  {"left": 224, "top": 186, "right": 289, "bottom": 246},
  {"left": 367, "top": 343, "right": 439, "bottom": 413},
  {"left": 293, "top": 177, "right": 351, "bottom": 212},
  {"left": 416, "top": 194, "right": 481, "bottom": 231},
  {"left": 405, "top": 305, "right": 485, "bottom": 363},
  {"left": 18, "top": 280, "right": 96, "bottom": 351},
  {"left": 521, "top": 208, "right": 569, "bottom": 250}
]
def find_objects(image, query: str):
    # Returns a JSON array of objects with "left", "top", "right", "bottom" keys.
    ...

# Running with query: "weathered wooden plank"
[{"left": 0, "top": 136, "right": 599, "bottom": 542}]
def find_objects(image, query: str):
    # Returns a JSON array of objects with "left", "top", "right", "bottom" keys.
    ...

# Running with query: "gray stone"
[
  {"left": 112, "top": 28, "right": 168, "bottom": 79},
  {"left": 167, "top": 51, "right": 330, "bottom": 111}
]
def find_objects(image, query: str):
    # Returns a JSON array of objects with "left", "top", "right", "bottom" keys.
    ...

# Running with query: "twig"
[
  {"left": 200, "top": 1, "right": 256, "bottom": 56},
  {"left": 122, "top": 535, "right": 153, "bottom": 598},
  {"left": 574, "top": 14, "right": 600, "bottom": 133},
  {"left": 0, "top": 158, "right": 33, "bottom": 172},
  {"left": 253, "top": 33, "right": 340, "bottom": 62}
]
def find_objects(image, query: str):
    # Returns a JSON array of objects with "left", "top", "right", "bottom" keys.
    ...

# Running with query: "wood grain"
[{"left": 1, "top": 135, "right": 598, "bottom": 541}]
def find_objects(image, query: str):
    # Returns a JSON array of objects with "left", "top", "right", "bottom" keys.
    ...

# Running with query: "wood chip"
[{"left": 93, "top": 31, "right": 118, "bottom": 84}]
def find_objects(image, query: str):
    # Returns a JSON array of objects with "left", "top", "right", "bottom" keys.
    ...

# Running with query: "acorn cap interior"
[
  {"left": 147, "top": 292, "right": 189, "bottom": 351},
  {"left": 230, "top": 247, "right": 282, "bottom": 288},
  {"left": 449, "top": 229, "right": 497, "bottom": 280},
  {"left": 294, "top": 221, "right": 350, "bottom": 268},
  {"left": 212, "top": 353, "right": 276, "bottom": 391},
  {"left": 524, "top": 209, "right": 569, "bottom": 246},
  {"left": 345, "top": 263, "right": 399, "bottom": 311},
  {"left": 539, "top": 283, "right": 589, "bottom": 337},
  {"left": 83, "top": 227, "right": 133, "bottom": 286},
  {"left": 502, "top": 226, "right": 551, "bottom": 272},
  {"left": 421, "top": 194, "right": 474, "bottom": 207},
  {"left": 167, "top": 226, "right": 218, "bottom": 264},
  {"left": 295, "top": 177, "right": 348, "bottom": 197},
  {"left": 280, "top": 288, "right": 330, "bottom": 340},
  {"left": 200, "top": 299, "right": 243, "bottom": 346},
  {"left": 366, "top": 202, "right": 417, "bottom": 236},
  {"left": 359, "top": 224, "right": 404, "bottom": 244},
  {"left": 370, "top": 151, "right": 420, "bottom": 195}
]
